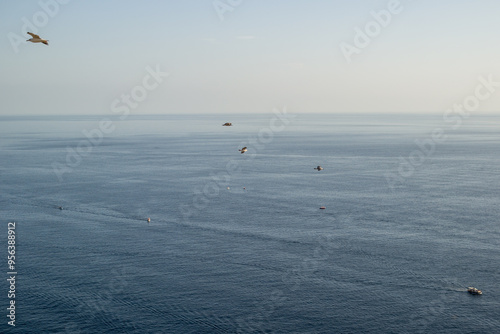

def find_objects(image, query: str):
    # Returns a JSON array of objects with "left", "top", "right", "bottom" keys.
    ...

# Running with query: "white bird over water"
[{"left": 26, "top": 32, "right": 49, "bottom": 45}]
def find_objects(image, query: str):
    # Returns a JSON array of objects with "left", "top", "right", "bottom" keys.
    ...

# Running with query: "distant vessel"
[
  {"left": 319, "top": 206, "right": 326, "bottom": 210},
  {"left": 467, "top": 287, "right": 482, "bottom": 295}
]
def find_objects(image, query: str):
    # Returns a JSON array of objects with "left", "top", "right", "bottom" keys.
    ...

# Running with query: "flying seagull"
[
  {"left": 222, "top": 122, "right": 232, "bottom": 126},
  {"left": 26, "top": 32, "right": 49, "bottom": 45},
  {"left": 314, "top": 166, "right": 323, "bottom": 171},
  {"left": 239, "top": 147, "right": 247, "bottom": 154}
]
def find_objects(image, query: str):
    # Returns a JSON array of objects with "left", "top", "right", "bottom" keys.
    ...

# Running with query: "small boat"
[
  {"left": 222, "top": 122, "right": 232, "bottom": 126},
  {"left": 467, "top": 287, "right": 482, "bottom": 295},
  {"left": 319, "top": 206, "right": 326, "bottom": 210}
]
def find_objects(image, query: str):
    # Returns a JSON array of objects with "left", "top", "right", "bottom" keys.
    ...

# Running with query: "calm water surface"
[{"left": 1, "top": 114, "right": 499, "bottom": 333}]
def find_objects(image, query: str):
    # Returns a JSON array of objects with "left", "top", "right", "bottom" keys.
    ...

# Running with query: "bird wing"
[
  {"left": 27, "top": 32, "right": 40, "bottom": 38},
  {"left": 42, "top": 41, "right": 48, "bottom": 45},
  {"left": 242, "top": 147, "right": 247, "bottom": 150}
]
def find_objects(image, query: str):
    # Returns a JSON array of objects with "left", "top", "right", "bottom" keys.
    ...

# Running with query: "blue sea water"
[{"left": 1, "top": 113, "right": 499, "bottom": 333}]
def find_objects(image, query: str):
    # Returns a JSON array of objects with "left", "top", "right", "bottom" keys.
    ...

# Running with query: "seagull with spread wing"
[{"left": 26, "top": 32, "right": 49, "bottom": 45}]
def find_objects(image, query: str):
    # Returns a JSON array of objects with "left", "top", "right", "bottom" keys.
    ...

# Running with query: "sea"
[{"left": 1, "top": 113, "right": 499, "bottom": 334}]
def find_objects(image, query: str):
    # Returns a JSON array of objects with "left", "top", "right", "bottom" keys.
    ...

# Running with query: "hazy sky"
[{"left": 1, "top": 0, "right": 500, "bottom": 115}]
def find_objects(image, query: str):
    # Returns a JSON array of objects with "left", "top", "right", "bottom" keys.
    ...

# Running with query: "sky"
[{"left": 1, "top": 0, "right": 500, "bottom": 115}]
